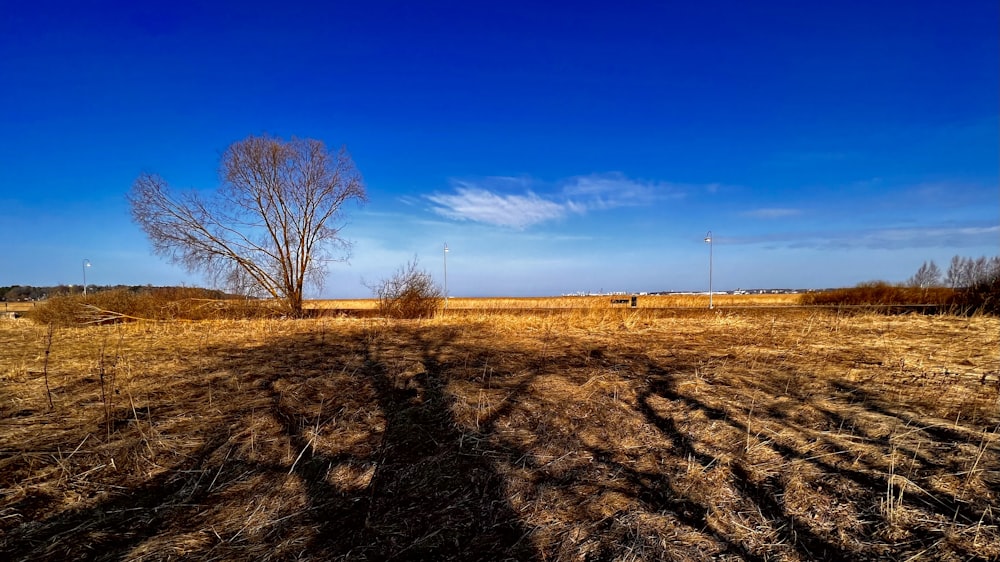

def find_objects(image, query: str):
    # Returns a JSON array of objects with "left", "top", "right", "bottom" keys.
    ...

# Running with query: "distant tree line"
[
  {"left": 1, "top": 285, "right": 48, "bottom": 301},
  {"left": 907, "top": 255, "right": 1000, "bottom": 289},
  {"left": 902, "top": 254, "right": 999, "bottom": 316},
  {"left": 1, "top": 285, "right": 88, "bottom": 301}
]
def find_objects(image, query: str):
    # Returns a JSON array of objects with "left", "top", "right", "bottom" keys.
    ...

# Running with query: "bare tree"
[
  {"left": 907, "top": 260, "right": 941, "bottom": 288},
  {"left": 945, "top": 255, "right": 1000, "bottom": 289},
  {"left": 945, "top": 255, "right": 966, "bottom": 288},
  {"left": 128, "top": 135, "right": 366, "bottom": 316}
]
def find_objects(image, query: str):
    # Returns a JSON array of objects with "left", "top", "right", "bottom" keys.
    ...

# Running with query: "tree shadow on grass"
[
  {"left": 1, "top": 322, "right": 537, "bottom": 561},
  {"left": 3, "top": 319, "right": 998, "bottom": 561},
  {"left": 273, "top": 325, "right": 536, "bottom": 560},
  {"left": 347, "top": 327, "right": 534, "bottom": 560},
  {"left": 631, "top": 356, "right": 998, "bottom": 560},
  {"left": 183, "top": 323, "right": 537, "bottom": 560}
]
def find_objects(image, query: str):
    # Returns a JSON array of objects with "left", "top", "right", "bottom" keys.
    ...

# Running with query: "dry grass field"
[
  {"left": 311, "top": 293, "right": 802, "bottom": 312},
  {"left": 1, "top": 307, "right": 998, "bottom": 560}
]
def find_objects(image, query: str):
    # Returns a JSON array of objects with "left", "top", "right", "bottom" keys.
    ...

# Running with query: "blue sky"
[{"left": 1, "top": 1, "right": 997, "bottom": 298}]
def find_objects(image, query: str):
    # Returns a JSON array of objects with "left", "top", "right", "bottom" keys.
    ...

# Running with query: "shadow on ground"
[{"left": 1, "top": 318, "right": 997, "bottom": 560}]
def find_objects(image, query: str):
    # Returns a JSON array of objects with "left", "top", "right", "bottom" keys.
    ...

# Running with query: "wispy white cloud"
[
  {"left": 724, "top": 222, "right": 999, "bottom": 250},
  {"left": 426, "top": 186, "right": 570, "bottom": 229},
  {"left": 846, "top": 225, "right": 1000, "bottom": 250},
  {"left": 742, "top": 208, "right": 802, "bottom": 219},
  {"left": 896, "top": 181, "right": 997, "bottom": 208},
  {"left": 560, "top": 172, "right": 673, "bottom": 209},
  {"left": 425, "top": 173, "right": 689, "bottom": 228}
]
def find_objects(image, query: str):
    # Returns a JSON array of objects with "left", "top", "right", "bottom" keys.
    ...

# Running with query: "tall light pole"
[
  {"left": 703, "top": 231, "right": 713, "bottom": 309},
  {"left": 443, "top": 243, "right": 450, "bottom": 309},
  {"left": 82, "top": 259, "right": 91, "bottom": 296}
]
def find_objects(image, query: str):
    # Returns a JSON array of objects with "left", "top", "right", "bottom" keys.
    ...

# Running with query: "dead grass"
[
  {"left": 1, "top": 309, "right": 998, "bottom": 560},
  {"left": 311, "top": 293, "right": 801, "bottom": 312},
  {"left": 25, "top": 289, "right": 280, "bottom": 325}
]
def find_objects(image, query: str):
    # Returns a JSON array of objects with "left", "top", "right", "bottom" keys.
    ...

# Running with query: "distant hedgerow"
[
  {"left": 26, "top": 287, "right": 279, "bottom": 325},
  {"left": 800, "top": 281, "right": 955, "bottom": 308},
  {"left": 951, "top": 272, "right": 1000, "bottom": 316}
]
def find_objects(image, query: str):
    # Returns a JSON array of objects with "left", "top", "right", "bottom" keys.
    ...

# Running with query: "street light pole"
[
  {"left": 443, "top": 243, "right": 449, "bottom": 309},
  {"left": 703, "top": 231, "right": 713, "bottom": 309},
  {"left": 82, "top": 259, "right": 91, "bottom": 296}
]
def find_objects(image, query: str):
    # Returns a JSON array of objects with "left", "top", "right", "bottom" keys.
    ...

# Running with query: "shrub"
[
  {"left": 369, "top": 259, "right": 443, "bottom": 319},
  {"left": 800, "top": 281, "right": 956, "bottom": 307},
  {"left": 952, "top": 272, "right": 1000, "bottom": 316},
  {"left": 26, "top": 287, "right": 278, "bottom": 325}
]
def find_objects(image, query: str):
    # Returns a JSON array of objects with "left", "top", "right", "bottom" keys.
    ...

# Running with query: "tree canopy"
[{"left": 128, "top": 134, "right": 366, "bottom": 316}]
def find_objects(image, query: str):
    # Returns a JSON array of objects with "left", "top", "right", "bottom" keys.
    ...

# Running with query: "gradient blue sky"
[{"left": 2, "top": 1, "right": 997, "bottom": 297}]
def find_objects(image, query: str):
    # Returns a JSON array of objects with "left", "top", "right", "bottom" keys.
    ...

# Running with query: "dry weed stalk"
[{"left": 42, "top": 324, "right": 55, "bottom": 410}]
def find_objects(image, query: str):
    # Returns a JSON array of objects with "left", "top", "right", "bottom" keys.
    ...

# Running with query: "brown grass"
[
  {"left": 24, "top": 289, "right": 280, "bottom": 325},
  {"left": 801, "top": 283, "right": 957, "bottom": 307},
  {"left": 1, "top": 309, "right": 998, "bottom": 560},
  {"left": 311, "top": 292, "right": 802, "bottom": 312}
]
